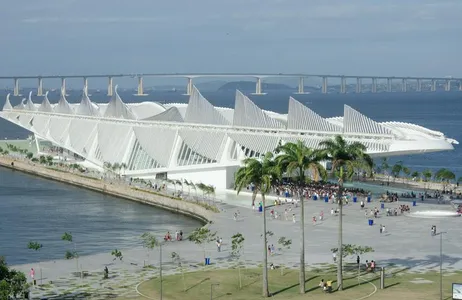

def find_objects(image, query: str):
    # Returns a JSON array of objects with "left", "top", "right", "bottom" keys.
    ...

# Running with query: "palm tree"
[
  {"left": 275, "top": 140, "right": 326, "bottom": 294},
  {"left": 235, "top": 152, "right": 279, "bottom": 297},
  {"left": 319, "top": 135, "right": 372, "bottom": 291}
]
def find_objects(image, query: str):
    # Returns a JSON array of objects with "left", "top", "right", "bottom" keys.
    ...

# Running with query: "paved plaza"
[{"left": 15, "top": 189, "right": 462, "bottom": 299}]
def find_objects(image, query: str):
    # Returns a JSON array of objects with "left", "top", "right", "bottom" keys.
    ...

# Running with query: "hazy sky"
[{"left": 2, "top": 0, "right": 462, "bottom": 78}]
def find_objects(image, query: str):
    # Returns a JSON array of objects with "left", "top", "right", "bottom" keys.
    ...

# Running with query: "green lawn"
[{"left": 120, "top": 266, "right": 461, "bottom": 300}]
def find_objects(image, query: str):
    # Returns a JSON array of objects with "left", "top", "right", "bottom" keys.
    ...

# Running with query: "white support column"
[
  {"left": 37, "top": 77, "right": 43, "bottom": 96},
  {"left": 372, "top": 78, "right": 377, "bottom": 93},
  {"left": 340, "top": 76, "right": 346, "bottom": 94},
  {"left": 252, "top": 77, "right": 265, "bottom": 95},
  {"left": 184, "top": 77, "right": 193, "bottom": 96},
  {"left": 356, "top": 78, "right": 362, "bottom": 93},
  {"left": 296, "top": 77, "right": 305, "bottom": 94},
  {"left": 417, "top": 79, "right": 422, "bottom": 92},
  {"left": 61, "top": 77, "right": 67, "bottom": 96},
  {"left": 431, "top": 79, "right": 436, "bottom": 92},
  {"left": 445, "top": 79, "right": 451, "bottom": 91},
  {"left": 459, "top": 81, "right": 462, "bottom": 92},
  {"left": 83, "top": 77, "right": 88, "bottom": 94},
  {"left": 34, "top": 134, "right": 42, "bottom": 155},
  {"left": 387, "top": 78, "right": 392, "bottom": 92},
  {"left": 322, "top": 77, "right": 328, "bottom": 94},
  {"left": 107, "top": 77, "right": 113, "bottom": 96},
  {"left": 13, "top": 78, "right": 20, "bottom": 96},
  {"left": 402, "top": 79, "right": 407, "bottom": 92},
  {"left": 135, "top": 76, "right": 148, "bottom": 96}
]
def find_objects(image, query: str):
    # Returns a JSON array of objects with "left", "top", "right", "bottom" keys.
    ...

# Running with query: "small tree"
[
  {"left": 231, "top": 233, "right": 245, "bottom": 289},
  {"left": 391, "top": 161, "right": 403, "bottom": 182},
  {"left": 434, "top": 168, "right": 456, "bottom": 191},
  {"left": 27, "top": 241, "right": 43, "bottom": 285},
  {"left": 46, "top": 155, "right": 53, "bottom": 166},
  {"left": 331, "top": 244, "right": 374, "bottom": 284},
  {"left": 277, "top": 237, "right": 292, "bottom": 275},
  {"left": 111, "top": 249, "right": 123, "bottom": 261},
  {"left": 422, "top": 169, "right": 433, "bottom": 191},
  {"left": 26, "top": 152, "right": 33, "bottom": 159},
  {"left": 411, "top": 171, "right": 420, "bottom": 181},
  {"left": 187, "top": 227, "right": 217, "bottom": 264},
  {"left": 61, "top": 232, "right": 79, "bottom": 272},
  {"left": 140, "top": 232, "right": 160, "bottom": 267},
  {"left": 402, "top": 167, "right": 411, "bottom": 184}
]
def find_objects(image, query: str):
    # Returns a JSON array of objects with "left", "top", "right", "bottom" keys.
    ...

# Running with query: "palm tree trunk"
[
  {"left": 261, "top": 193, "right": 269, "bottom": 297},
  {"left": 337, "top": 178, "right": 344, "bottom": 291},
  {"left": 252, "top": 190, "right": 257, "bottom": 206},
  {"left": 299, "top": 186, "right": 305, "bottom": 294}
]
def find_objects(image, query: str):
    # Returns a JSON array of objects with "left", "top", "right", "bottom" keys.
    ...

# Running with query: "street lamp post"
[
  {"left": 438, "top": 231, "right": 447, "bottom": 300},
  {"left": 160, "top": 243, "right": 163, "bottom": 300},
  {"left": 210, "top": 283, "right": 220, "bottom": 300}
]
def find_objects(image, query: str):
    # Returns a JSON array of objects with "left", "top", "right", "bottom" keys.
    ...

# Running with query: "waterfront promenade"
[{"left": 1, "top": 155, "right": 462, "bottom": 299}]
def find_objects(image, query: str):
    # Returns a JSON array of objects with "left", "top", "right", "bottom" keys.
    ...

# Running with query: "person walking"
[{"left": 30, "top": 268, "right": 35, "bottom": 285}]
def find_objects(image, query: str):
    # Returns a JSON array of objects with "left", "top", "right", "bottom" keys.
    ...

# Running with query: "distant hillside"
[
  {"left": 218, "top": 81, "right": 292, "bottom": 92},
  {"left": 195, "top": 80, "right": 228, "bottom": 91}
]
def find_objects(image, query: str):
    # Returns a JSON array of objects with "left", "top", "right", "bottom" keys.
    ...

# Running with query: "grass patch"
[{"left": 127, "top": 268, "right": 462, "bottom": 300}]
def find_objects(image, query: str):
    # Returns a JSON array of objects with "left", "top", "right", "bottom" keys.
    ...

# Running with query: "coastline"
[{"left": 0, "top": 156, "right": 213, "bottom": 225}]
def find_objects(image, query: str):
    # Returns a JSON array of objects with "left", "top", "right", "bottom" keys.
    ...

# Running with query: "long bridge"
[{"left": 1, "top": 73, "right": 461, "bottom": 97}]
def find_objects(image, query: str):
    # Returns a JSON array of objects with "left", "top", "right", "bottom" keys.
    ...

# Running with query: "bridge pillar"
[
  {"left": 61, "top": 77, "right": 67, "bottom": 96},
  {"left": 13, "top": 78, "right": 20, "bottom": 96},
  {"left": 107, "top": 77, "right": 113, "bottom": 96},
  {"left": 252, "top": 77, "right": 265, "bottom": 95},
  {"left": 296, "top": 77, "right": 305, "bottom": 94},
  {"left": 322, "top": 76, "right": 328, "bottom": 94},
  {"left": 136, "top": 76, "right": 148, "bottom": 96},
  {"left": 387, "top": 78, "right": 392, "bottom": 92},
  {"left": 445, "top": 79, "right": 451, "bottom": 91},
  {"left": 356, "top": 78, "right": 362, "bottom": 93},
  {"left": 37, "top": 77, "right": 43, "bottom": 96},
  {"left": 401, "top": 79, "right": 407, "bottom": 92},
  {"left": 459, "top": 81, "right": 462, "bottom": 92},
  {"left": 416, "top": 79, "right": 422, "bottom": 92},
  {"left": 340, "top": 76, "right": 346, "bottom": 94},
  {"left": 431, "top": 79, "right": 436, "bottom": 91},
  {"left": 185, "top": 77, "right": 193, "bottom": 96},
  {"left": 371, "top": 78, "right": 377, "bottom": 93},
  {"left": 83, "top": 77, "right": 88, "bottom": 94}
]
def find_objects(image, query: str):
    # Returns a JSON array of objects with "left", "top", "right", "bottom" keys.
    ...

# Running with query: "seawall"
[{"left": 0, "top": 157, "right": 213, "bottom": 224}]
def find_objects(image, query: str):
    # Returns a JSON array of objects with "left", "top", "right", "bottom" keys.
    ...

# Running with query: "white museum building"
[{"left": 0, "top": 86, "right": 457, "bottom": 189}]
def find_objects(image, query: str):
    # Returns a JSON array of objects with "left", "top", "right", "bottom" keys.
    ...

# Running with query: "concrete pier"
[
  {"left": 431, "top": 79, "right": 437, "bottom": 92},
  {"left": 459, "top": 81, "right": 462, "bottom": 92},
  {"left": 135, "top": 76, "right": 148, "bottom": 96},
  {"left": 13, "top": 78, "right": 20, "bottom": 96},
  {"left": 416, "top": 79, "right": 422, "bottom": 92},
  {"left": 321, "top": 76, "right": 328, "bottom": 94},
  {"left": 83, "top": 77, "right": 88, "bottom": 94},
  {"left": 402, "top": 78, "right": 407, "bottom": 92},
  {"left": 37, "top": 77, "right": 43, "bottom": 96},
  {"left": 185, "top": 77, "right": 193, "bottom": 96},
  {"left": 61, "top": 78, "right": 66, "bottom": 96},
  {"left": 387, "top": 78, "right": 392, "bottom": 92},
  {"left": 252, "top": 77, "right": 265, "bottom": 95},
  {"left": 356, "top": 77, "right": 362, "bottom": 93},
  {"left": 372, "top": 78, "right": 377, "bottom": 93},
  {"left": 296, "top": 77, "right": 306, "bottom": 94},
  {"left": 340, "top": 76, "right": 346, "bottom": 94},
  {"left": 107, "top": 77, "right": 113, "bottom": 96},
  {"left": 445, "top": 79, "right": 451, "bottom": 91}
]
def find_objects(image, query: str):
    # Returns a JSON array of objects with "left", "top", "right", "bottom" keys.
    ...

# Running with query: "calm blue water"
[
  {"left": 0, "top": 89, "right": 461, "bottom": 265},
  {"left": 0, "top": 168, "right": 201, "bottom": 265}
]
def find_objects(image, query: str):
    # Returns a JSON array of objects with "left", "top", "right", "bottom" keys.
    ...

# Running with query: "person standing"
[
  {"left": 332, "top": 251, "right": 337, "bottom": 263},
  {"left": 357, "top": 255, "right": 360, "bottom": 265},
  {"left": 30, "top": 268, "right": 35, "bottom": 285}
]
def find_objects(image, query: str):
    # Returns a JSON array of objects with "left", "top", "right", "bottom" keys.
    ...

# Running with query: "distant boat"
[
  {"left": 95, "top": 89, "right": 101, "bottom": 93},
  {"left": 168, "top": 88, "right": 177, "bottom": 93}
]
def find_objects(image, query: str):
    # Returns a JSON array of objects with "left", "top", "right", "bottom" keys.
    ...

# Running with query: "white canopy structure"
[{"left": 0, "top": 87, "right": 457, "bottom": 189}]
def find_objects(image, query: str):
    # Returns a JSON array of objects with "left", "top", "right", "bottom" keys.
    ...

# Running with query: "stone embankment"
[{"left": 0, "top": 157, "right": 213, "bottom": 224}]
